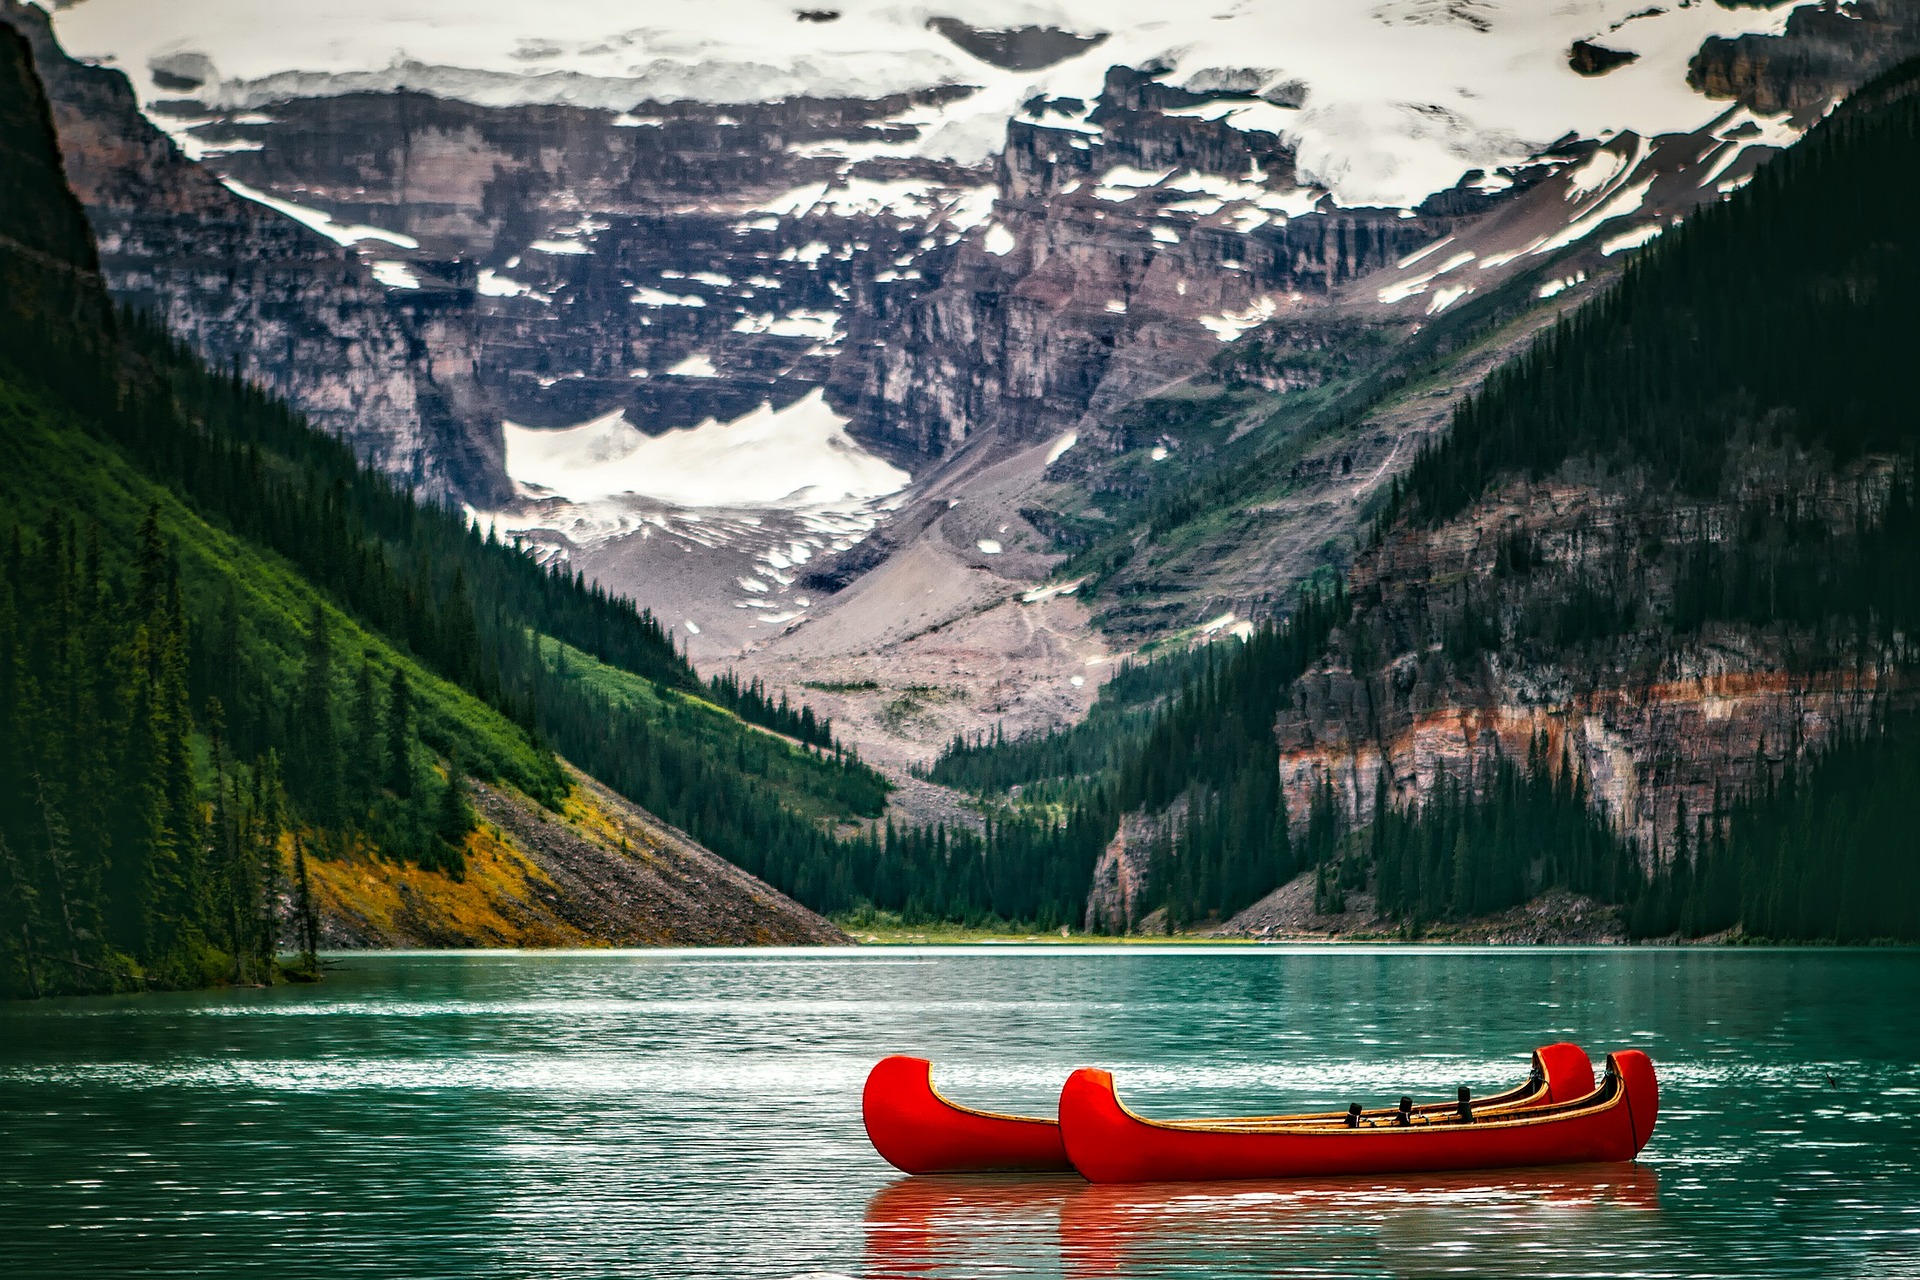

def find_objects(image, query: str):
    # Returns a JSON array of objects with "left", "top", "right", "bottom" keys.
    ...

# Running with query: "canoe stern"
[
  {"left": 1536, "top": 1041, "right": 1597, "bottom": 1102},
  {"left": 1058, "top": 1067, "right": 1152, "bottom": 1184},
  {"left": 862, "top": 1055, "right": 1069, "bottom": 1174}
]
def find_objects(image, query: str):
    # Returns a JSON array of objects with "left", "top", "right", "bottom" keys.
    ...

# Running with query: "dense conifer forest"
[{"left": 1367, "top": 58, "right": 1920, "bottom": 940}]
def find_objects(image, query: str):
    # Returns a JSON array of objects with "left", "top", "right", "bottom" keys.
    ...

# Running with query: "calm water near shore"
[{"left": 2, "top": 946, "right": 1916, "bottom": 1278}]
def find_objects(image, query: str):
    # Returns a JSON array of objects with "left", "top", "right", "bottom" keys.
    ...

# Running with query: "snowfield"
[
  {"left": 46, "top": 0, "right": 1801, "bottom": 207},
  {"left": 502, "top": 389, "right": 909, "bottom": 510}
]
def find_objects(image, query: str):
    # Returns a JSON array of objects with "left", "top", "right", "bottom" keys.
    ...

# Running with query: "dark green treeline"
[
  {"left": 916, "top": 586, "right": 1348, "bottom": 930},
  {"left": 0, "top": 514, "right": 274, "bottom": 992},
  {"left": 1364, "top": 736, "right": 1639, "bottom": 930},
  {"left": 1629, "top": 715, "right": 1920, "bottom": 942}
]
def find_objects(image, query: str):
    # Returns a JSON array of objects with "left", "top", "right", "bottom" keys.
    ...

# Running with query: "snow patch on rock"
[
  {"left": 502, "top": 389, "right": 909, "bottom": 510},
  {"left": 219, "top": 177, "right": 417, "bottom": 248}
]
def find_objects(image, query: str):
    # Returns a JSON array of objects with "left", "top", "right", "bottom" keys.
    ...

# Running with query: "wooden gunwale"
[
  {"left": 922, "top": 1075, "right": 1061, "bottom": 1129},
  {"left": 1187, "top": 1047, "right": 1570, "bottom": 1131},
  {"left": 1111, "top": 1059, "right": 1630, "bottom": 1139}
]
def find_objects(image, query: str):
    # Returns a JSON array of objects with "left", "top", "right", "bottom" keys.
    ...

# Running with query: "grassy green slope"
[
  {"left": 531, "top": 634, "right": 885, "bottom": 825},
  {"left": 0, "top": 375, "right": 557, "bottom": 795}
]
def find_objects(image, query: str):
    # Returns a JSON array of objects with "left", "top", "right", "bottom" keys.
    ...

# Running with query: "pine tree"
[
  {"left": 385, "top": 667, "right": 413, "bottom": 799},
  {"left": 436, "top": 757, "right": 472, "bottom": 881},
  {"left": 296, "top": 605, "right": 341, "bottom": 828},
  {"left": 349, "top": 656, "right": 380, "bottom": 816},
  {"left": 291, "top": 830, "right": 318, "bottom": 977}
]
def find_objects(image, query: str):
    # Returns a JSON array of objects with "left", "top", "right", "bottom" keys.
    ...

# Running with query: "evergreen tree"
[
  {"left": 435, "top": 757, "right": 472, "bottom": 881},
  {"left": 295, "top": 605, "right": 341, "bottom": 829},
  {"left": 385, "top": 667, "right": 413, "bottom": 799}
]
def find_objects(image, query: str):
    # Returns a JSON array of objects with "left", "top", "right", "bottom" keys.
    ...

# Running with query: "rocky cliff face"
[
  {"left": 1271, "top": 459, "right": 1907, "bottom": 857},
  {"left": 198, "top": 85, "right": 982, "bottom": 448},
  {"left": 835, "top": 68, "right": 1451, "bottom": 464},
  {"left": 0, "top": 0, "right": 492, "bottom": 497},
  {"left": 1690, "top": 0, "right": 1920, "bottom": 115}
]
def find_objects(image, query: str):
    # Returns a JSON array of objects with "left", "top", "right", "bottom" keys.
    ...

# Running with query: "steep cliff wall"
[
  {"left": 836, "top": 69, "right": 1451, "bottom": 464},
  {"left": 200, "top": 86, "right": 980, "bottom": 442},
  {"left": 0, "top": 0, "right": 493, "bottom": 497},
  {"left": 1273, "top": 458, "right": 1909, "bottom": 857},
  {"left": 1690, "top": 0, "right": 1920, "bottom": 114}
]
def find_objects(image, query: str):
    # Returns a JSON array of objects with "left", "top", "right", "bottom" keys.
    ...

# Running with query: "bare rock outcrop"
[{"left": 1690, "top": 1, "right": 1920, "bottom": 117}]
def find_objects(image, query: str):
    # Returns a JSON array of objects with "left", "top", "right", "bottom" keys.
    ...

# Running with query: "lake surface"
[{"left": 2, "top": 946, "right": 1916, "bottom": 1278}]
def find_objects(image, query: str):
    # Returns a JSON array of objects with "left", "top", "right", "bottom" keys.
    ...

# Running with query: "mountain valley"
[
  {"left": 12, "top": 3, "right": 1893, "bottom": 771},
  {"left": 4, "top": 0, "right": 1920, "bottom": 974}
]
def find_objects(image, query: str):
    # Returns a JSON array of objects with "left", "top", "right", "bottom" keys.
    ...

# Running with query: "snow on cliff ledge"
[
  {"left": 503, "top": 390, "right": 909, "bottom": 510},
  {"left": 47, "top": 0, "right": 1799, "bottom": 208}
]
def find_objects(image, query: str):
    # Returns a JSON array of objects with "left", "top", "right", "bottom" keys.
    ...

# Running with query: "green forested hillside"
[
  {"left": 1367, "top": 58, "right": 1920, "bottom": 941},
  {"left": 0, "top": 27, "right": 882, "bottom": 995}
]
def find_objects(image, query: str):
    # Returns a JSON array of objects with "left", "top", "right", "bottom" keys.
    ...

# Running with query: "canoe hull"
[
  {"left": 1060, "top": 1051, "right": 1658, "bottom": 1184},
  {"left": 862, "top": 1055, "right": 1071, "bottom": 1174}
]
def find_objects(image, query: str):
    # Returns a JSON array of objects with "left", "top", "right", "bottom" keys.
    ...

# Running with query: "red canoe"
[
  {"left": 1058, "top": 1050, "right": 1659, "bottom": 1183},
  {"left": 861, "top": 1043, "right": 1595, "bottom": 1175},
  {"left": 863, "top": 1055, "right": 1072, "bottom": 1174}
]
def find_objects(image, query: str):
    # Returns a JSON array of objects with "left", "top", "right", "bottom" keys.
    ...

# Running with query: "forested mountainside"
[
  {"left": 9, "top": 8, "right": 1917, "bottom": 979},
  {"left": 0, "top": 31, "right": 856, "bottom": 996},
  {"left": 920, "top": 54, "right": 1920, "bottom": 943}
]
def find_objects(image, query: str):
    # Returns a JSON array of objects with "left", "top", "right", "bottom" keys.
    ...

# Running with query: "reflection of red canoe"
[
  {"left": 1059, "top": 1050, "right": 1659, "bottom": 1183},
  {"left": 1057, "top": 1165, "right": 1660, "bottom": 1278},
  {"left": 863, "top": 1175, "right": 1085, "bottom": 1278},
  {"left": 862, "top": 1044, "right": 1594, "bottom": 1175}
]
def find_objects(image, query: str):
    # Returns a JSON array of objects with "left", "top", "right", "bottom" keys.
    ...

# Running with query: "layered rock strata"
[{"left": 1273, "top": 465, "right": 1909, "bottom": 855}]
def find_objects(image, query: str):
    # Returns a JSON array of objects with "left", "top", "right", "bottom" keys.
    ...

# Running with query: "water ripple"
[{"left": 1, "top": 946, "right": 1914, "bottom": 1278}]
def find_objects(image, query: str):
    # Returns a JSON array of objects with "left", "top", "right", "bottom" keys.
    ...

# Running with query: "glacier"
[{"left": 47, "top": 0, "right": 1798, "bottom": 207}]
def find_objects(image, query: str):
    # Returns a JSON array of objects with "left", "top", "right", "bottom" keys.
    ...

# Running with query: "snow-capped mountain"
[
  {"left": 50, "top": 0, "right": 1803, "bottom": 206},
  {"left": 16, "top": 0, "right": 1920, "bottom": 760}
]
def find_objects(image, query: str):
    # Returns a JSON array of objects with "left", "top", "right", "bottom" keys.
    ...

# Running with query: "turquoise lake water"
[{"left": 2, "top": 946, "right": 1916, "bottom": 1277}]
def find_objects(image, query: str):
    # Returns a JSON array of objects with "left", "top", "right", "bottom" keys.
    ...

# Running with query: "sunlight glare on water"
[{"left": 2, "top": 946, "right": 1916, "bottom": 1278}]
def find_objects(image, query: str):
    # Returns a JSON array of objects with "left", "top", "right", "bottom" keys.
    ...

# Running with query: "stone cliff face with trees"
[
  {"left": 932, "top": 53, "right": 1920, "bottom": 944},
  {"left": 0, "top": 0, "right": 492, "bottom": 498}
]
